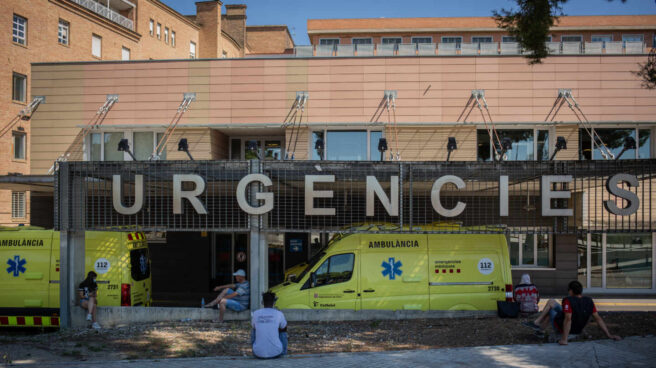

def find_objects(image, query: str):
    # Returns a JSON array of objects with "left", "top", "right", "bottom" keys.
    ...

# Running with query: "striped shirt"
[{"left": 233, "top": 281, "right": 250, "bottom": 308}]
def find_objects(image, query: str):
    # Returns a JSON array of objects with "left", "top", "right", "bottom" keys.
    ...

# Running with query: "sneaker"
[
  {"left": 86, "top": 314, "right": 92, "bottom": 321},
  {"left": 92, "top": 322, "right": 101, "bottom": 330},
  {"left": 522, "top": 321, "right": 542, "bottom": 332}
]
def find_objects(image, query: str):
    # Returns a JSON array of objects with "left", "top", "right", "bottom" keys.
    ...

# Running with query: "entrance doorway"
[
  {"left": 211, "top": 233, "right": 249, "bottom": 287},
  {"left": 229, "top": 137, "right": 284, "bottom": 160}
]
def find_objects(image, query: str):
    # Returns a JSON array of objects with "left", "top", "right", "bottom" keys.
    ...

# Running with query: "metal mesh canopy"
[{"left": 55, "top": 160, "right": 656, "bottom": 234}]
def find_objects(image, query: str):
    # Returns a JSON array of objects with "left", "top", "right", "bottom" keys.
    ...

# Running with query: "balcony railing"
[
  {"left": 70, "top": 0, "right": 134, "bottom": 31},
  {"left": 295, "top": 41, "right": 647, "bottom": 57}
]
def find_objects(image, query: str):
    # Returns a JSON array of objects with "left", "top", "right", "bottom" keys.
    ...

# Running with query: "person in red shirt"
[{"left": 522, "top": 281, "right": 621, "bottom": 344}]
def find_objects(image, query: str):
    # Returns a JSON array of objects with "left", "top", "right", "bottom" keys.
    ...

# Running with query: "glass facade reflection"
[
  {"left": 327, "top": 131, "right": 368, "bottom": 160},
  {"left": 579, "top": 127, "right": 651, "bottom": 160},
  {"left": 477, "top": 129, "right": 535, "bottom": 161},
  {"left": 606, "top": 233, "right": 652, "bottom": 289}
]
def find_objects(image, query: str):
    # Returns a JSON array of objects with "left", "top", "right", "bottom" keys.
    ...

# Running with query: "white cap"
[{"left": 233, "top": 269, "right": 246, "bottom": 277}]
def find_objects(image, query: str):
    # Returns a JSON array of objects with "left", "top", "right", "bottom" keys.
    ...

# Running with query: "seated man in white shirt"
[{"left": 251, "top": 292, "right": 288, "bottom": 359}]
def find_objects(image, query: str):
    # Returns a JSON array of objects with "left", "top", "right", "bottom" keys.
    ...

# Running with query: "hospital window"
[
  {"left": 58, "top": 19, "right": 69, "bottom": 45},
  {"left": 149, "top": 19, "right": 154, "bottom": 36},
  {"left": 311, "top": 130, "right": 384, "bottom": 161},
  {"left": 11, "top": 192, "right": 26, "bottom": 219},
  {"left": 471, "top": 36, "right": 493, "bottom": 43},
  {"left": 381, "top": 37, "right": 402, "bottom": 44},
  {"left": 319, "top": 38, "right": 340, "bottom": 45},
  {"left": 441, "top": 36, "right": 462, "bottom": 45},
  {"left": 411, "top": 37, "right": 432, "bottom": 44},
  {"left": 352, "top": 38, "right": 372, "bottom": 45},
  {"left": 502, "top": 36, "right": 516, "bottom": 43},
  {"left": 507, "top": 233, "right": 552, "bottom": 267},
  {"left": 578, "top": 233, "right": 653, "bottom": 290},
  {"left": 13, "top": 132, "right": 25, "bottom": 160},
  {"left": 229, "top": 138, "right": 283, "bottom": 160},
  {"left": 12, "top": 72, "right": 26, "bottom": 102},
  {"left": 477, "top": 129, "right": 543, "bottom": 161},
  {"left": 579, "top": 127, "right": 651, "bottom": 160},
  {"left": 561, "top": 35, "right": 583, "bottom": 42},
  {"left": 89, "top": 131, "right": 165, "bottom": 161},
  {"left": 13, "top": 14, "right": 27, "bottom": 45}
]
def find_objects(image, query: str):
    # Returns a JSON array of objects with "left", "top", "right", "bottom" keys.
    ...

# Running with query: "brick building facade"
[{"left": 0, "top": 0, "right": 293, "bottom": 225}]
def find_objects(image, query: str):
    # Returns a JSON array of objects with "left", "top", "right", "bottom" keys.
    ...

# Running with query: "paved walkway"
[{"left": 13, "top": 336, "right": 655, "bottom": 368}]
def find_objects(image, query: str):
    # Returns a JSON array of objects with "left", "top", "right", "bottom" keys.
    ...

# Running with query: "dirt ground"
[{"left": 1, "top": 312, "right": 655, "bottom": 364}]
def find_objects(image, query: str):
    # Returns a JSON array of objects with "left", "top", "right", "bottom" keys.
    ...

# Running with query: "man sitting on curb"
[
  {"left": 252, "top": 292, "right": 288, "bottom": 359},
  {"left": 522, "top": 280, "right": 621, "bottom": 344},
  {"left": 204, "top": 269, "right": 250, "bottom": 322}
]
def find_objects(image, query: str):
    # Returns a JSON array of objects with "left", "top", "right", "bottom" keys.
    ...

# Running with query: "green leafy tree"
[{"left": 494, "top": 0, "right": 656, "bottom": 89}]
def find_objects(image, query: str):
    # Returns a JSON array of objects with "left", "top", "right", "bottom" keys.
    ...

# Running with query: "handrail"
[
  {"left": 69, "top": 0, "right": 134, "bottom": 30},
  {"left": 294, "top": 41, "right": 647, "bottom": 57}
]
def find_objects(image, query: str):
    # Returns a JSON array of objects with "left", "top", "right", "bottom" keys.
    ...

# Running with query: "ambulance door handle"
[
  {"left": 343, "top": 290, "right": 355, "bottom": 293},
  {"left": 363, "top": 289, "right": 375, "bottom": 293}
]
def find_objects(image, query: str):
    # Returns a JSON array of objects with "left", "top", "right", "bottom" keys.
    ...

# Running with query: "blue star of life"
[
  {"left": 381, "top": 257, "right": 402, "bottom": 280},
  {"left": 6, "top": 255, "right": 27, "bottom": 277}
]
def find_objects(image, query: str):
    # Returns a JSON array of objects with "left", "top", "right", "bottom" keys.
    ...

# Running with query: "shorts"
[
  {"left": 549, "top": 303, "right": 563, "bottom": 332},
  {"left": 224, "top": 289, "right": 247, "bottom": 312}
]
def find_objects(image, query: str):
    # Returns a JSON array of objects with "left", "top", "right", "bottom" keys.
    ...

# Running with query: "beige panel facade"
[{"left": 30, "top": 54, "right": 655, "bottom": 175}]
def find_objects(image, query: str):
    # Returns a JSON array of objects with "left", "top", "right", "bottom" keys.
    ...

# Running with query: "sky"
[{"left": 161, "top": 0, "right": 656, "bottom": 45}]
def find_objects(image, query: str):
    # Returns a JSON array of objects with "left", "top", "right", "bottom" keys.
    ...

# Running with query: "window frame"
[
  {"left": 411, "top": 36, "right": 433, "bottom": 44},
  {"left": 351, "top": 37, "right": 373, "bottom": 45},
  {"left": 121, "top": 46, "right": 130, "bottom": 61},
  {"left": 86, "top": 130, "right": 166, "bottom": 161},
  {"left": 381, "top": 37, "right": 403, "bottom": 44},
  {"left": 319, "top": 38, "right": 340, "bottom": 46},
  {"left": 441, "top": 36, "right": 463, "bottom": 44},
  {"left": 12, "top": 131, "right": 26, "bottom": 160},
  {"left": 477, "top": 127, "right": 554, "bottom": 162},
  {"left": 579, "top": 126, "right": 653, "bottom": 160},
  {"left": 190, "top": 41, "right": 197, "bottom": 59},
  {"left": 12, "top": 72, "right": 27, "bottom": 103},
  {"left": 58, "top": 19, "right": 70, "bottom": 46},
  {"left": 508, "top": 232, "right": 554, "bottom": 268},
  {"left": 164, "top": 27, "right": 169, "bottom": 44},
  {"left": 13, "top": 14, "right": 27, "bottom": 46},
  {"left": 622, "top": 34, "right": 644, "bottom": 42},
  {"left": 11, "top": 191, "right": 26, "bottom": 219},
  {"left": 228, "top": 136, "right": 285, "bottom": 160},
  {"left": 578, "top": 232, "right": 656, "bottom": 291},
  {"left": 310, "top": 129, "right": 384, "bottom": 161},
  {"left": 560, "top": 34, "right": 583, "bottom": 43},
  {"left": 502, "top": 36, "right": 517, "bottom": 43},
  {"left": 591, "top": 34, "right": 612, "bottom": 43},
  {"left": 471, "top": 35, "right": 493, "bottom": 43},
  {"left": 156, "top": 23, "right": 161, "bottom": 40},
  {"left": 91, "top": 34, "right": 102, "bottom": 58},
  {"left": 171, "top": 30, "right": 176, "bottom": 47},
  {"left": 149, "top": 19, "right": 154, "bottom": 37}
]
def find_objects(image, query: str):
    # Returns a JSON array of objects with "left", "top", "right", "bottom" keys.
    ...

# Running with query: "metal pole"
[{"left": 249, "top": 160, "right": 262, "bottom": 311}]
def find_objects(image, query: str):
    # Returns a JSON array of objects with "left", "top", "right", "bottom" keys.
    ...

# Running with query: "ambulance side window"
[{"left": 313, "top": 253, "right": 354, "bottom": 287}]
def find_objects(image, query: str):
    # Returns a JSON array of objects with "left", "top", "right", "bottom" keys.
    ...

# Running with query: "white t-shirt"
[{"left": 251, "top": 308, "right": 287, "bottom": 358}]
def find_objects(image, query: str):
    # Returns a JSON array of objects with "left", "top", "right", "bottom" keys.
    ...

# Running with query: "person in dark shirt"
[
  {"left": 78, "top": 271, "right": 101, "bottom": 330},
  {"left": 522, "top": 280, "right": 621, "bottom": 344}
]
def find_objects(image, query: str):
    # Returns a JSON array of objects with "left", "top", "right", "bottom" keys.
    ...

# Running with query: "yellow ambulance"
[
  {"left": 272, "top": 226, "right": 513, "bottom": 311},
  {"left": 0, "top": 228, "right": 152, "bottom": 327}
]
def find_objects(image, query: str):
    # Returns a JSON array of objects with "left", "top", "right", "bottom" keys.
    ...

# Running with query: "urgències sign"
[{"left": 112, "top": 173, "right": 640, "bottom": 218}]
